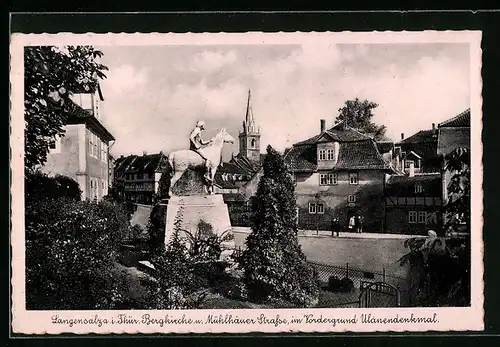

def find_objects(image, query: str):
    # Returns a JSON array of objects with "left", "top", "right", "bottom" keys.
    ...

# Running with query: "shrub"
[
  {"left": 327, "top": 276, "right": 342, "bottom": 291},
  {"left": 148, "top": 209, "right": 207, "bottom": 309},
  {"left": 217, "top": 279, "right": 248, "bottom": 301},
  {"left": 25, "top": 197, "right": 130, "bottom": 309},
  {"left": 240, "top": 145, "right": 319, "bottom": 307},
  {"left": 398, "top": 236, "right": 471, "bottom": 307},
  {"left": 184, "top": 220, "right": 225, "bottom": 263},
  {"left": 326, "top": 276, "right": 354, "bottom": 293},
  {"left": 147, "top": 203, "right": 167, "bottom": 254},
  {"left": 25, "top": 171, "right": 81, "bottom": 204}
]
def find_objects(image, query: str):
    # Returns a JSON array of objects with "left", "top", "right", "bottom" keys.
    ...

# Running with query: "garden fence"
[{"left": 307, "top": 261, "right": 410, "bottom": 308}]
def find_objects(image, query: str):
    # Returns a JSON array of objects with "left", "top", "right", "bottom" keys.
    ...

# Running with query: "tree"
[
  {"left": 24, "top": 46, "right": 109, "bottom": 172},
  {"left": 239, "top": 145, "right": 319, "bottom": 307},
  {"left": 148, "top": 208, "right": 207, "bottom": 309},
  {"left": 443, "top": 147, "right": 470, "bottom": 233},
  {"left": 335, "top": 98, "right": 387, "bottom": 140}
]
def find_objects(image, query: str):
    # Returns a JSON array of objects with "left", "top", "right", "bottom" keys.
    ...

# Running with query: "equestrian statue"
[{"left": 167, "top": 121, "right": 235, "bottom": 197}]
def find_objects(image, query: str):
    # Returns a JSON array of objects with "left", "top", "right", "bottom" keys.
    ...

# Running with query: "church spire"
[
  {"left": 238, "top": 88, "right": 261, "bottom": 163},
  {"left": 245, "top": 89, "right": 257, "bottom": 134}
]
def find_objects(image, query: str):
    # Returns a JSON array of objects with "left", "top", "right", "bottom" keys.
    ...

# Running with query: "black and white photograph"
[{"left": 10, "top": 31, "right": 483, "bottom": 334}]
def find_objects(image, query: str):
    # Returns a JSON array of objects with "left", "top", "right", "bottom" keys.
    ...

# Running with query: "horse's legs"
[
  {"left": 168, "top": 170, "right": 184, "bottom": 197},
  {"left": 208, "top": 167, "right": 216, "bottom": 195}
]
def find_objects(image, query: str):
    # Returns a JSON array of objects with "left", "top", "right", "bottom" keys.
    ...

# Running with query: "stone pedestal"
[
  {"left": 170, "top": 168, "right": 207, "bottom": 196},
  {"left": 164, "top": 194, "right": 235, "bottom": 261}
]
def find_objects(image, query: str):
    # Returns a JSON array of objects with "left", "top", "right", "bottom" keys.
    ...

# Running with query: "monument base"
[{"left": 165, "top": 194, "right": 235, "bottom": 261}]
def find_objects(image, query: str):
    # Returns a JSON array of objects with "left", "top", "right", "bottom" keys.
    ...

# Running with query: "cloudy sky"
[{"left": 96, "top": 43, "right": 471, "bottom": 159}]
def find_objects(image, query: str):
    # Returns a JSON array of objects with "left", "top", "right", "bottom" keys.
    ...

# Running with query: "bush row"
[{"left": 25, "top": 173, "right": 132, "bottom": 310}]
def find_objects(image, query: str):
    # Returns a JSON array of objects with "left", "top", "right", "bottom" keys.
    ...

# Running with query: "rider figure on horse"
[{"left": 189, "top": 120, "right": 213, "bottom": 181}]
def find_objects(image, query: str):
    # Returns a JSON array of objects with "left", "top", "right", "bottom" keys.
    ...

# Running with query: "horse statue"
[{"left": 167, "top": 128, "right": 235, "bottom": 197}]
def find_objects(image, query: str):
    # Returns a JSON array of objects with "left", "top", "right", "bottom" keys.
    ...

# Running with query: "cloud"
[
  {"left": 101, "top": 64, "right": 149, "bottom": 95},
  {"left": 98, "top": 44, "right": 471, "bottom": 158},
  {"left": 188, "top": 50, "right": 238, "bottom": 73}
]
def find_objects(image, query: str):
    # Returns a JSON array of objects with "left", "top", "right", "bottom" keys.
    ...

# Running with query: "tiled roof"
[
  {"left": 294, "top": 123, "right": 371, "bottom": 146},
  {"left": 285, "top": 122, "right": 392, "bottom": 172},
  {"left": 327, "top": 122, "right": 373, "bottom": 141},
  {"left": 437, "top": 127, "right": 471, "bottom": 156},
  {"left": 397, "top": 129, "right": 438, "bottom": 145},
  {"left": 439, "top": 109, "right": 470, "bottom": 128},
  {"left": 377, "top": 141, "right": 394, "bottom": 154},
  {"left": 284, "top": 145, "right": 318, "bottom": 172},
  {"left": 335, "top": 140, "right": 392, "bottom": 170},
  {"left": 396, "top": 129, "right": 440, "bottom": 172},
  {"left": 385, "top": 173, "right": 441, "bottom": 197},
  {"left": 114, "top": 153, "right": 165, "bottom": 176},
  {"left": 230, "top": 153, "right": 262, "bottom": 174},
  {"left": 63, "top": 98, "right": 115, "bottom": 141},
  {"left": 214, "top": 161, "right": 252, "bottom": 189}
]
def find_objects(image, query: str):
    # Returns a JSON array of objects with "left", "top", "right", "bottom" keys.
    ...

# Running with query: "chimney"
[
  {"left": 432, "top": 123, "right": 436, "bottom": 131},
  {"left": 408, "top": 161, "right": 415, "bottom": 177},
  {"left": 142, "top": 151, "right": 147, "bottom": 156},
  {"left": 320, "top": 119, "right": 326, "bottom": 133},
  {"left": 400, "top": 133, "right": 404, "bottom": 140}
]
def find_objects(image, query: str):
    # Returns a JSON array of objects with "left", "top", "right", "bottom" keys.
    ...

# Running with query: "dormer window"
[
  {"left": 327, "top": 149, "right": 335, "bottom": 160},
  {"left": 318, "top": 149, "right": 326, "bottom": 161}
]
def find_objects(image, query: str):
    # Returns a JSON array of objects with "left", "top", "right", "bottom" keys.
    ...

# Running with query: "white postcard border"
[{"left": 10, "top": 31, "right": 484, "bottom": 334}]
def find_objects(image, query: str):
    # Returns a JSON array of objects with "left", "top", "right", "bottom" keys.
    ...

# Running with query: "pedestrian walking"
[
  {"left": 348, "top": 215, "right": 356, "bottom": 232},
  {"left": 357, "top": 215, "right": 364, "bottom": 233}
]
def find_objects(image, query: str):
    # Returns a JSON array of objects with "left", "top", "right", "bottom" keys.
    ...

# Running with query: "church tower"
[{"left": 238, "top": 89, "right": 261, "bottom": 163}]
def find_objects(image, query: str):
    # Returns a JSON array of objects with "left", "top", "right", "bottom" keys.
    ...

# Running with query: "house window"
[
  {"left": 319, "top": 174, "right": 328, "bottom": 185},
  {"left": 418, "top": 211, "right": 427, "bottom": 224},
  {"left": 415, "top": 183, "right": 423, "bottom": 194},
  {"left": 327, "top": 149, "right": 335, "bottom": 160},
  {"left": 405, "top": 160, "right": 414, "bottom": 168},
  {"left": 320, "top": 173, "right": 338, "bottom": 186},
  {"left": 329, "top": 173, "right": 338, "bottom": 185},
  {"left": 349, "top": 172, "right": 358, "bottom": 185},
  {"left": 89, "top": 132, "right": 94, "bottom": 157},
  {"left": 308, "top": 202, "right": 317, "bottom": 214},
  {"left": 309, "top": 202, "right": 324, "bottom": 214},
  {"left": 251, "top": 139, "right": 256, "bottom": 148},
  {"left": 101, "top": 141, "right": 108, "bottom": 162},
  {"left": 95, "top": 136, "right": 100, "bottom": 159},
  {"left": 317, "top": 203, "right": 324, "bottom": 214},
  {"left": 348, "top": 195, "right": 356, "bottom": 203},
  {"left": 318, "top": 149, "right": 326, "bottom": 161},
  {"left": 408, "top": 211, "right": 418, "bottom": 224}
]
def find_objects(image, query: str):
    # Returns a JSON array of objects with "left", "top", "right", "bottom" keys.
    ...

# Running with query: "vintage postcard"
[{"left": 10, "top": 30, "right": 483, "bottom": 334}]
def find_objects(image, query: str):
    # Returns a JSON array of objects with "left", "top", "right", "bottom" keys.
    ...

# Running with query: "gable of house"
[{"left": 437, "top": 109, "right": 471, "bottom": 156}]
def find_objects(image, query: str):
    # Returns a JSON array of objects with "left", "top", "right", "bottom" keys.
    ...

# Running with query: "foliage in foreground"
[
  {"left": 239, "top": 145, "right": 319, "bottom": 307},
  {"left": 24, "top": 45, "right": 108, "bottom": 172},
  {"left": 398, "top": 236, "right": 471, "bottom": 307},
  {"left": 25, "top": 196, "right": 130, "bottom": 309},
  {"left": 25, "top": 170, "right": 81, "bottom": 204},
  {"left": 148, "top": 209, "right": 210, "bottom": 309}
]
